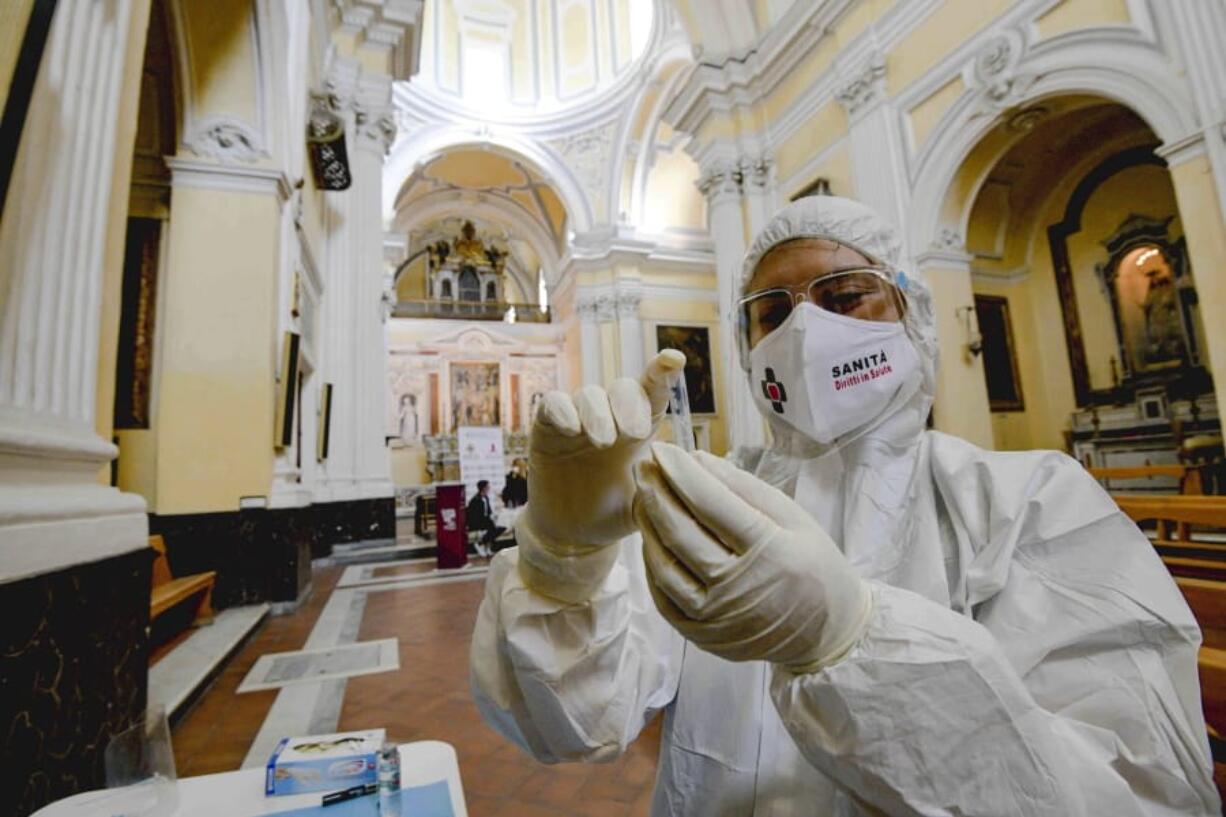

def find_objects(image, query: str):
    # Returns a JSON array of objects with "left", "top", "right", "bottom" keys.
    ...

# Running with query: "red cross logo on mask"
[{"left": 761, "top": 367, "right": 787, "bottom": 414}]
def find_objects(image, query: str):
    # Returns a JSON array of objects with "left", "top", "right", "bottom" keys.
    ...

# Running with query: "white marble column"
[
  {"left": 698, "top": 159, "right": 766, "bottom": 452},
  {"left": 576, "top": 296, "right": 603, "bottom": 387},
  {"left": 1165, "top": 2, "right": 1226, "bottom": 218},
  {"left": 317, "top": 60, "right": 395, "bottom": 503},
  {"left": 835, "top": 53, "right": 911, "bottom": 252},
  {"left": 0, "top": 0, "right": 146, "bottom": 582},
  {"left": 740, "top": 155, "right": 777, "bottom": 237},
  {"left": 615, "top": 287, "right": 644, "bottom": 379}
]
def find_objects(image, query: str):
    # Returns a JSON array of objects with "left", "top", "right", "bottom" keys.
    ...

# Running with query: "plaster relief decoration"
[
  {"left": 933, "top": 227, "right": 966, "bottom": 252},
  {"left": 547, "top": 119, "right": 618, "bottom": 220},
  {"left": 184, "top": 115, "right": 267, "bottom": 163},
  {"left": 834, "top": 53, "right": 887, "bottom": 118},
  {"left": 696, "top": 156, "right": 743, "bottom": 200},
  {"left": 965, "top": 29, "right": 1037, "bottom": 120},
  {"left": 739, "top": 156, "right": 774, "bottom": 191}
]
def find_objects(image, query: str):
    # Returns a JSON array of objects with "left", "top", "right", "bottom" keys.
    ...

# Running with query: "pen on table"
[{"left": 322, "top": 782, "right": 377, "bottom": 806}]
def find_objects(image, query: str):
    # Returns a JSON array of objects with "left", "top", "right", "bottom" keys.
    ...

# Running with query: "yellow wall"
[
  {"left": 642, "top": 148, "right": 706, "bottom": 231},
  {"left": 390, "top": 445, "right": 429, "bottom": 486},
  {"left": 178, "top": 0, "right": 261, "bottom": 132},
  {"left": 152, "top": 187, "right": 279, "bottom": 513},
  {"left": 1035, "top": 0, "right": 1131, "bottom": 40},
  {"left": 774, "top": 101, "right": 847, "bottom": 186},
  {"left": 0, "top": 0, "right": 35, "bottom": 115},
  {"left": 396, "top": 254, "right": 429, "bottom": 300},
  {"left": 926, "top": 266, "right": 995, "bottom": 448}
]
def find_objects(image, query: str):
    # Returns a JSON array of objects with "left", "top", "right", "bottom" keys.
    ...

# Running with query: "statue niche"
[{"left": 1096, "top": 214, "right": 1207, "bottom": 390}]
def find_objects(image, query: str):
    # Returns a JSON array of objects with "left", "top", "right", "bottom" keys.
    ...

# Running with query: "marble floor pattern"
[{"left": 169, "top": 547, "right": 662, "bottom": 816}]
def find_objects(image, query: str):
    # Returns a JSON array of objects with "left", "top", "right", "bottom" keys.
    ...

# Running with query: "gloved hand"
[
  {"left": 516, "top": 350, "right": 686, "bottom": 603},
  {"left": 633, "top": 442, "right": 873, "bottom": 672}
]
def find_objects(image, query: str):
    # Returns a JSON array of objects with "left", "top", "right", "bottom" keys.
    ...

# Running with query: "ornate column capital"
[
  {"left": 576, "top": 295, "right": 600, "bottom": 323},
  {"left": 697, "top": 157, "right": 743, "bottom": 201},
  {"left": 615, "top": 290, "right": 642, "bottom": 319},
  {"left": 353, "top": 106, "right": 397, "bottom": 154},
  {"left": 594, "top": 292, "right": 617, "bottom": 323},
  {"left": 834, "top": 53, "right": 887, "bottom": 119},
  {"left": 738, "top": 155, "right": 774, "bottom": 191}
]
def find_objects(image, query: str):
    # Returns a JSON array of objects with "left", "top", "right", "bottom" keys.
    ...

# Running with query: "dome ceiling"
[{"left": 415, "top": 0, "right": 655, "bottom": 116}]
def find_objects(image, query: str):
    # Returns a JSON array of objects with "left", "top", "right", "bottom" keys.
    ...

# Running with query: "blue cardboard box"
[{"left": 265, "top": 729, "right": 384, "bottom": 796}]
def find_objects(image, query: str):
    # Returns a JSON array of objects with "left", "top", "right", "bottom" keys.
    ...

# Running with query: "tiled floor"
[
  {"left": 170, "top": 553, "right": 660, "bottom": 815},
  {"left": 171, "top": 566, "right": 343, "bottom": 777}
]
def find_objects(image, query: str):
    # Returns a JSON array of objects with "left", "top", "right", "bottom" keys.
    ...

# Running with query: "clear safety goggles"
[{"left": 738, "top": 267, "right": 906, "bottom": 350}]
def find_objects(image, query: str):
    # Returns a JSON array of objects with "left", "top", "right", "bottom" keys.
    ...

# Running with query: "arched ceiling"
[
  {"left": 392, "top": 149, "right": 569, "bottom": 249},
  {"left": 965, "top": 99, "right": 1157, "bottom": 270}
]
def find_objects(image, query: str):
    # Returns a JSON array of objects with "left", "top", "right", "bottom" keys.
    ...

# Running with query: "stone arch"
[
  {"left": 908, "top": 34, "right": 1199, "bottom": 259},
  {"left": 392, "top": 187, "right": 563, "bottom": 289},
  {"left": 384, "top": 126, "right": 593, "bottom": 233}
]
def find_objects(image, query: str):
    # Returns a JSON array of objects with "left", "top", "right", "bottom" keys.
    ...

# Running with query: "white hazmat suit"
[{"left": 470, "top": 197, "right": 1220, "bottom": 815}]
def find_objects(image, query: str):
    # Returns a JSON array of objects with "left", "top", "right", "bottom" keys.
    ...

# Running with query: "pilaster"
[
  {"left": 697, "top": 155, "right": 766, "bottom": 453},
  {"left": 317, "top": 58, "right": 395, "bottom": 504},
  {"left": 834, "top": 52, "right": 910, "bottom": 250},
  {"left": 0, "top": 0, "right": 147, "bottom": 582}
]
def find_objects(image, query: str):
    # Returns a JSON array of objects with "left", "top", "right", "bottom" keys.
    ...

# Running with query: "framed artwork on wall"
[
  {"left": 974, "top": 295, "right": 1025, "bottom": 412},
  {"left": 317, "top": 382, "right": 332, "bottom": 461},
  {"left": 450, "top": 362, "right": 500, "bottom": 429},
  {"left": 275, "top": 331, "right": 301, "bottom": 448},
  {"left": 655, "top": 325, "right": 716, "bottom": 415}
]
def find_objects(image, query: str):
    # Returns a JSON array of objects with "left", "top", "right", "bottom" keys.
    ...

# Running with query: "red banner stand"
[{"left": 435, "top": 482, "right": 468, "bottom": 569}]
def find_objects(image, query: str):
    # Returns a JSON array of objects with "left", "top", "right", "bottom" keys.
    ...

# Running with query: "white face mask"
[{"left": 748, "top": 303, "right": 921, "bottom": 444}]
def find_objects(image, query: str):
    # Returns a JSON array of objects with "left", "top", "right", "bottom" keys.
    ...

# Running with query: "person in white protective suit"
[{"left": 469, "top": 196, "right": 1221, "bottom": 816}]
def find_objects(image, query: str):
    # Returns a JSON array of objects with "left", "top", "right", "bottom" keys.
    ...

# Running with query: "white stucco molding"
[
  {"left": 906, "top": 25, "right": 1200, "bottom": 261},
  {"left": 1155, "top": 131, "right": 1208, "bottom": 169},
  {"left": 334, "top": 0, "right": 425, "bottom": 82},
  {"left": 167, "top": 156, "right": 293, "bottom": 200}
]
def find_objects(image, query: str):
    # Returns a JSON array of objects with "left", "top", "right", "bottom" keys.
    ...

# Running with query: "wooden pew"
[
  {"left": 1173, "top": 576, "right": 1226, "bottom": 799},
  {"left": 1113, "top": 496, "right": 1226, "bottom": 794},
  {"left": 1112, "top": 494, "right": 1226, "bottom": 582},
  {"left": 150, "top": 535, "right": 216, "bottom": 627},
  {"left": 1089, "top": 464, "right": 1202, "bottom": 495}
]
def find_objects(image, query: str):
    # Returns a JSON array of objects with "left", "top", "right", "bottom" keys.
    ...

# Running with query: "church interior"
[{"left": 3, "top": 0, "right": 1226, "bottom": 814}]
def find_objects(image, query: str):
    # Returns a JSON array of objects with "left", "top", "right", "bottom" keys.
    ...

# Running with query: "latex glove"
[
  {"left": 633, "top": 442, "right": 873, "bottom": 673},
  {"left": 516, "top": 350, "right": 686, "bottom": 603}
]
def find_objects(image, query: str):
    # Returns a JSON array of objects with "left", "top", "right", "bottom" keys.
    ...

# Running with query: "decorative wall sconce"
[{"left": 955, "top": 305, "right": 983, "bottom": 358}]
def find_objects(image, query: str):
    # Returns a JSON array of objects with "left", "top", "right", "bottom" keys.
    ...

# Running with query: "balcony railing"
[{"left": 392, "top": 299, "right": 551, "bottom": 323}]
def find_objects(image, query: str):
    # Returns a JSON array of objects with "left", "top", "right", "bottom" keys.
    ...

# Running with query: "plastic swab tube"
[{"left": 666, "top": 367, "right": 696, "bottom": 452}]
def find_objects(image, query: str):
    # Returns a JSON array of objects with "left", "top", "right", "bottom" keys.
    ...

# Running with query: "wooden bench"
[
  {"left": 1172, "top": 576, "right": 1226, "bottom": 798},
  {"left": 1112, "top": 494, "right": 1226, "bottom": 582},
  {"left": 1089, "top": 464, "right": 1203, "bottom": 495},
  {"left": 150, "top": 535, "right": 216, "bottom": 626}
]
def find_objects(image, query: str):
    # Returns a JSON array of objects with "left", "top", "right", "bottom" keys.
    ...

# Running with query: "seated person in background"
[
  {"left": 501, "top": 458, "right": 528, "bottom": 508},
  {"left": 466, "top": 480, "right": 504, "bottom": 558}
]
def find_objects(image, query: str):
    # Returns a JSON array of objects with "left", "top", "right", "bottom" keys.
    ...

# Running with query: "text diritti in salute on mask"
[{"left": 832, "top": 350, "right": 893, "bottom": 391}]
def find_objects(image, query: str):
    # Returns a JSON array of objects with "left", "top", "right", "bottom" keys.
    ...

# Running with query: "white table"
[{"left": 33, "top": 740, "right": 467, "bottom": 817}]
